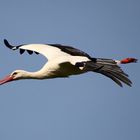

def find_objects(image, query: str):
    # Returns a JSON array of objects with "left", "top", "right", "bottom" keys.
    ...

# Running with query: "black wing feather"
[
  {"left": 4, "top": 39, "right": 91, "bottom": 58},
  {"left": 49, "top": 44, "right": 94, "bottom": 60},
  {"left": 4, "top": 39, "right": 39, "bottom": 55},
  {"left": 20, "top": 49, "right": 25, "bottom": 54},
  {"left": 4, "top": 39, "right": 20, "bottom": 50},
  {"left": 77, "top": 60, "right": 132, "bottom": 87},
  {"left": 27, "top": 50, "right": 33, "bottom": 55}
]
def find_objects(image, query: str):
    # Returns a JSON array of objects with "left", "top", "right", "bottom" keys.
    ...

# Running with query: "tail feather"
[
  {"left": 101, "top": 71, "right": 123, "bottom": 87},
  {"left": 106, "top": 70, "right": 132, "bottom": 86},
  {"left": 84, "top": 58, "right": 134, "bottom": 87}
]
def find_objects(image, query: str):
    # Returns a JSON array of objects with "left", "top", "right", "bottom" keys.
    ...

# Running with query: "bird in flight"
[{"left": 0, "top": 39, "right": 137, "bottom": 87}]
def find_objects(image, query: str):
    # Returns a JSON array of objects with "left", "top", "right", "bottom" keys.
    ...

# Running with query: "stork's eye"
[{"left": 12, "top": 72, "right": 18, "bottom": 76}]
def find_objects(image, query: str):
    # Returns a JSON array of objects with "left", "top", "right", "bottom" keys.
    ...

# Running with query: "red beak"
[{"left": 0, "top": 75, "right": 14, "bottom": 85}]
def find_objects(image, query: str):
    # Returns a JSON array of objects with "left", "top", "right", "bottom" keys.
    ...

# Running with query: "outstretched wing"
[
  {"left": 4, "top": 39, "right": 67, "bottom": 60},
  {"left": 75, "top": 59, "right": 132, "bottom": 87},
  {"left": 4, "top": 39, "right": 93, "bottom": 61},
  {"left": 48, "top": 44, "right": 92, "bottom": 58}
]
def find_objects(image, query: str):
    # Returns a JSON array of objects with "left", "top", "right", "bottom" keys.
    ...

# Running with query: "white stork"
[{"left": 0, "top": 39, "right": 137, "bottom": 87}]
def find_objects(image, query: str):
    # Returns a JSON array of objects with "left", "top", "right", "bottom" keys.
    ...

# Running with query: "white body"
[
  {"left": 16, "top": 44, "right": 90, "bottom": 79},
  {"left": 0, "top": 39, "right": 137, "bottom": 87}
]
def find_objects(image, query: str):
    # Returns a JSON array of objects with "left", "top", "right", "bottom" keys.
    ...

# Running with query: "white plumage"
[{"left": 0, "top": 39, "right": 137, "bottom": 87}]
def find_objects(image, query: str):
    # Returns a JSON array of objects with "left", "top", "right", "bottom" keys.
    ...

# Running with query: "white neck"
[{"left": 23, "top": 71, "right": 48, "bottom": 79}]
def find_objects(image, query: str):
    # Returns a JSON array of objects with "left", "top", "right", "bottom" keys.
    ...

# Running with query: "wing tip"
[{"left": 4, "top": 39, "right": 14, "bottom": 49}]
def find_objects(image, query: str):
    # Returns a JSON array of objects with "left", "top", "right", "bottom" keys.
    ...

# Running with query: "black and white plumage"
[{"left": 0, "top": 39, "right": 137, "bottom": 87}]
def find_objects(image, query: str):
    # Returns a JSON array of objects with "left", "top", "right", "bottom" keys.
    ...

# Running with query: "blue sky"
[{"left": 0, "top": 0, "right": 139, "bottom": 140}]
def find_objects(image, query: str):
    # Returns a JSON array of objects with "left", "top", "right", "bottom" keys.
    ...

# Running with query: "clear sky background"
[{"left": 0, "top": 0, "right": 139, "bottom": 140}]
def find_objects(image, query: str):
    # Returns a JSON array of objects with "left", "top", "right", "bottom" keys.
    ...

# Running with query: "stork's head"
[{"left": 0, "top": 70, "right": 28, "bottom": 85}]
